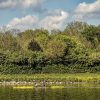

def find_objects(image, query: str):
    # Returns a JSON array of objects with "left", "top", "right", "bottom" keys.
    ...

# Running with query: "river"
[{"left": 0, "top": 86, "right": 100, "bottom": 100}]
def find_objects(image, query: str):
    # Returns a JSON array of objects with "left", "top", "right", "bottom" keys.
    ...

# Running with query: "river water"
[{"left": 0, "top": 86, "right": 100, "bottom": 100}]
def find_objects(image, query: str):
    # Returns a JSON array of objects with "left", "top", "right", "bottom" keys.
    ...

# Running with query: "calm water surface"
[{"left": 0, "top": 86, "right": 100, "bottom": 100}]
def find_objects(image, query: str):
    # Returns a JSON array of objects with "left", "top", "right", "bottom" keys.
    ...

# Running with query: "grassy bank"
[{"left": 0, "top": 73, "right": 100, "bottom": 85}]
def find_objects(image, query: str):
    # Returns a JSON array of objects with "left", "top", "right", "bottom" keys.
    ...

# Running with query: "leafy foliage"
[{"left": 0, "top": 22, "right": 100, "bottom": 74}]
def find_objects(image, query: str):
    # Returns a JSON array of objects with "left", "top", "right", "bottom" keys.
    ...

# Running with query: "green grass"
[{"left": 0, "top": 73, "right": 100, "bottom": 84}]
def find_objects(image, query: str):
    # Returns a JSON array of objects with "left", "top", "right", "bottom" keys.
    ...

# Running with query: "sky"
[{"left": 0, "top": 0, "right": 100, "bottom": 31}]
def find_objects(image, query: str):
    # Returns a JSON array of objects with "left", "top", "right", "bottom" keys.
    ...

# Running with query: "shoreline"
[
  {"left": 0, "top": 73, "right": 100, "bottom": 87},
  {"left": 0, "top": 81, "right": 100, "bottom": 87}
]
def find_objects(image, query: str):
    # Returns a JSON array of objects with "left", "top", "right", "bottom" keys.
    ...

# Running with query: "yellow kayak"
[{"left": 13, "top": 86, "right": 34, "bottom": 89}]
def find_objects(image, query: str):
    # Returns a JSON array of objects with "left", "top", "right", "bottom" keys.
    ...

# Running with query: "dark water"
[{"left": 0, "top": 87, "right": 100, "bottom": 100}]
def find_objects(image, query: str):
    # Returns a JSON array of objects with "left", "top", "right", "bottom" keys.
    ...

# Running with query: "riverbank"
[{"left": 0, "top": 73, "right": 100, "bottom": 87}]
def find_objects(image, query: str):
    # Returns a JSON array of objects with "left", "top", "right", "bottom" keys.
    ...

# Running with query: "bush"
[{"left": 42, "top": 65, "right": 68, "bottom": 73}]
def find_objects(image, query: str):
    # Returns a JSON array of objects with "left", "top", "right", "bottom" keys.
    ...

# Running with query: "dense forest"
[{"left": 0, "top": 21, "right": 100, "bottom": 74}]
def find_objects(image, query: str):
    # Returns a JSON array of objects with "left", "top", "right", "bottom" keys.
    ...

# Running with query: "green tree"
[{"left": 0, "top": 32, "right": 19, "bottom": 51}]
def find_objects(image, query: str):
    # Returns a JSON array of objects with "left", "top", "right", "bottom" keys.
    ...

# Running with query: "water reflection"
[{"left": 0, "top": 87, "right": 100, "bottom": 100}]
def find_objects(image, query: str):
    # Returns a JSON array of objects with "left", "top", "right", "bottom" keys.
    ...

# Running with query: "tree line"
[{"left": 0, "top": 21, "right": 100, "bottom": 74}]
